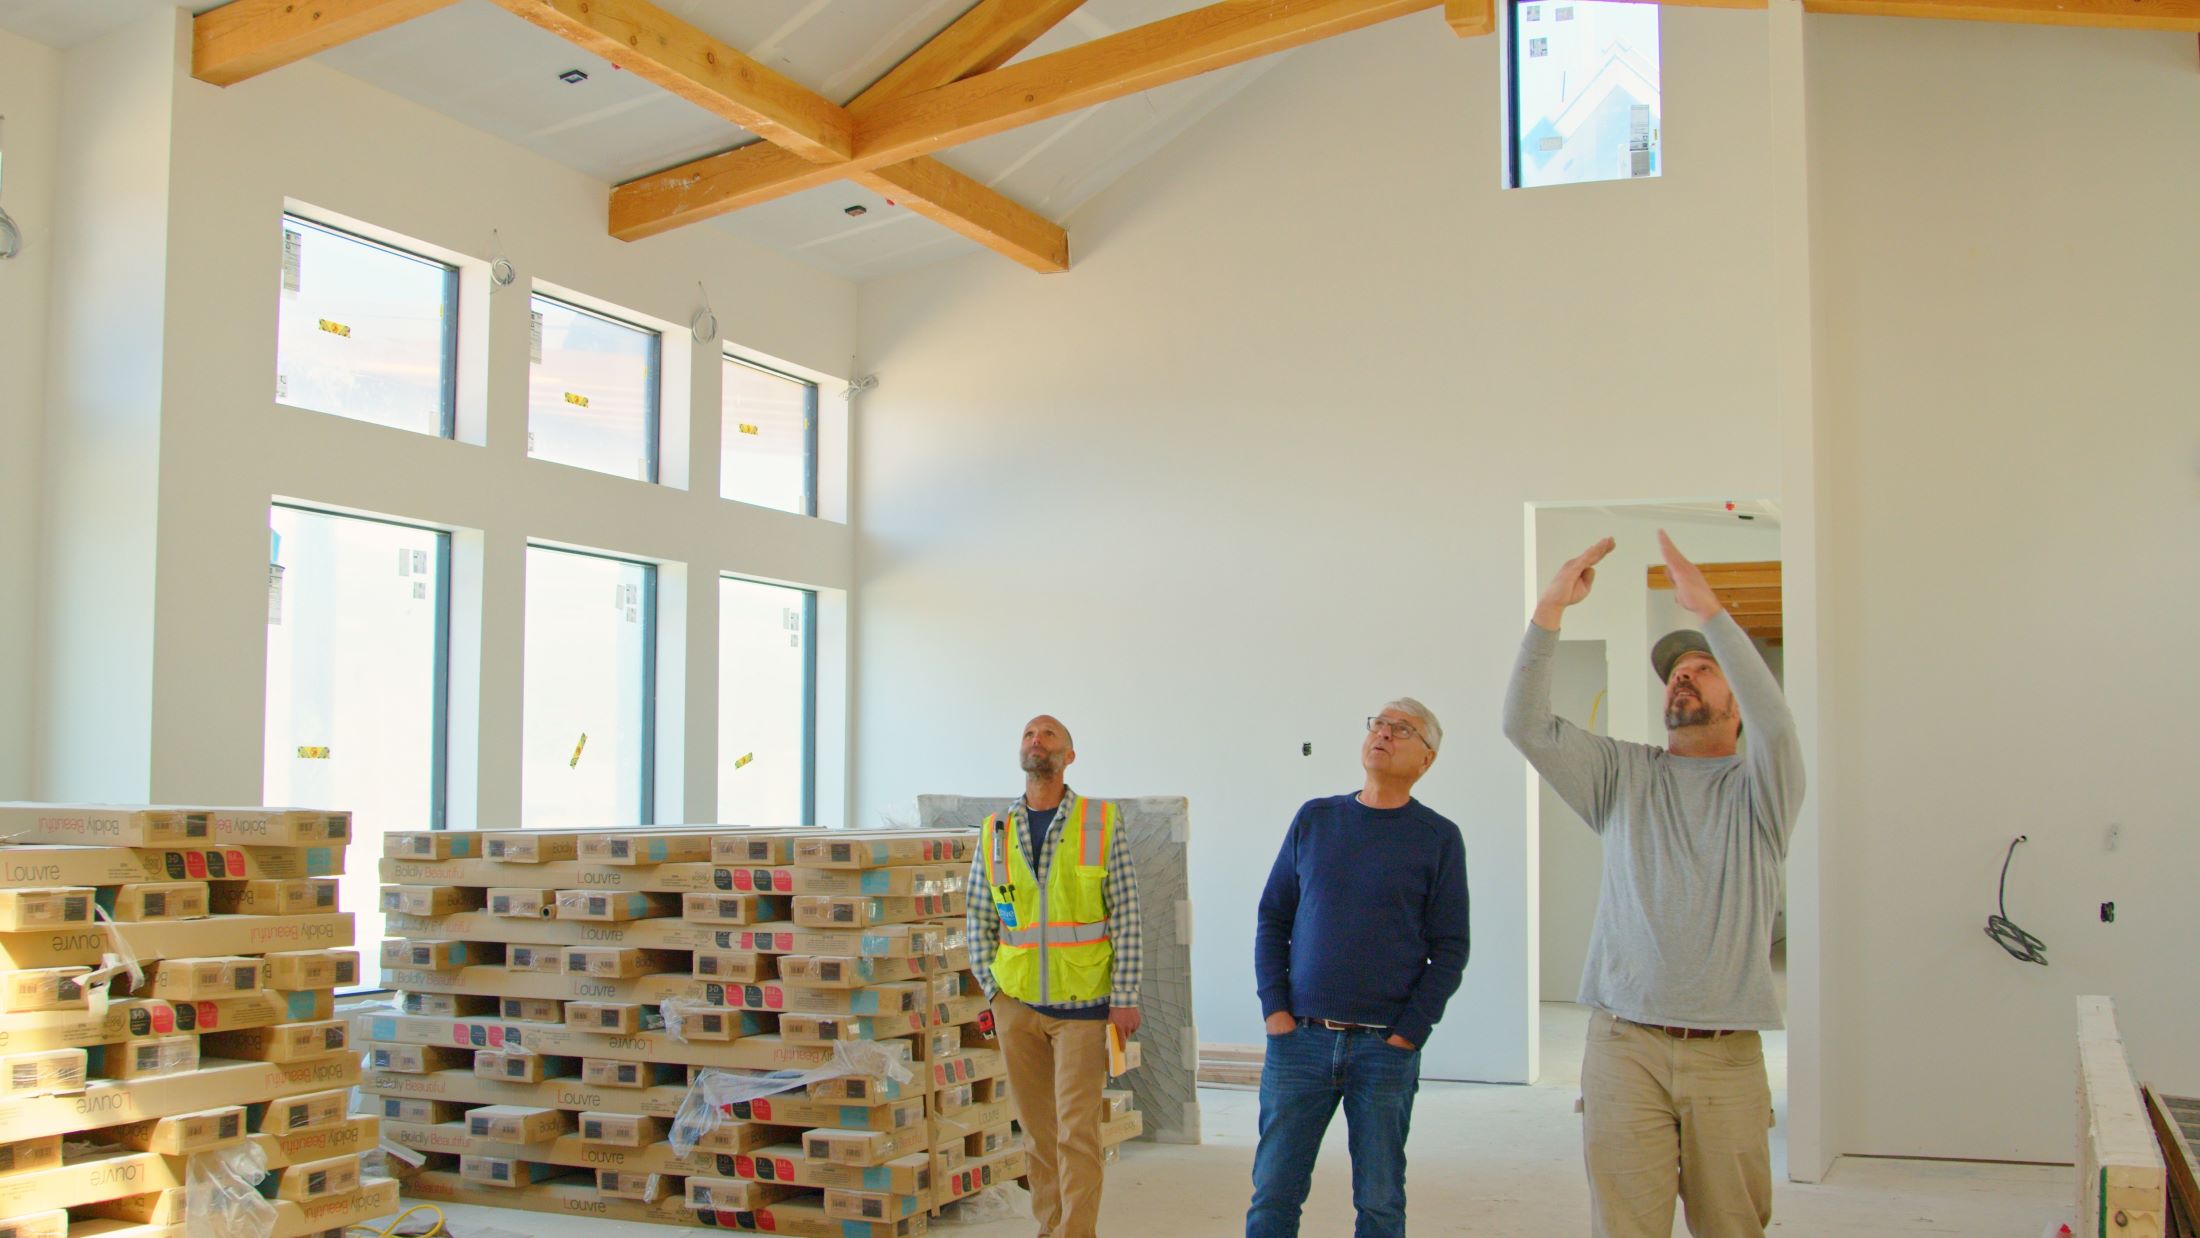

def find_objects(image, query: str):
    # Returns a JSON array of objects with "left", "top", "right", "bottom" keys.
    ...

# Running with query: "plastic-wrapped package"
[
  {"left": 185, "top": 1140, "right": 276, "bottom": 1238},
  {"left": 940, "top": 1185, "right": 1025, "bottom": 1225},
  {"left": 659, "top": 995, "right": 710, "bottom": 1043},
  {"left": 668, "top": 1042, "right": 915, "bottom": 1157},
  {"left": 78, "top": 905, "right": 145, "bottom": 1016},
  {"left": 368, "top": 1139, "right": 427, "bottom": 1179}
]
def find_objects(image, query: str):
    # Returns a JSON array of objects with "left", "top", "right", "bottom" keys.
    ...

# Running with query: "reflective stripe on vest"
[
  {"left": 1081, "top": 796, "right": 1104, "bottom": 865},
  {"left": 1000, "top": 919, "right": 1109, "bottom": 949}
]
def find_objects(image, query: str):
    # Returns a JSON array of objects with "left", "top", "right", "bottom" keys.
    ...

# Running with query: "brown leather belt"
[
  {"left": 1626, "top": 1019, "right": 1741, "bottom": 1040},
  {"left": 1302, "top": 1018, "right": 1386, "bottom": 1033}
]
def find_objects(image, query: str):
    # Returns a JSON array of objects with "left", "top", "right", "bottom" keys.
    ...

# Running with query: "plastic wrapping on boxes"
[
  {"left": 938, "top": 1185, "right": 1023, "bottom": 1226},
  {"left": 183, "top": 1137, "right": 277, "bottom": 1238},
  {"left": 668, "top": 1042, "right": 914, "bottom": 1157}
]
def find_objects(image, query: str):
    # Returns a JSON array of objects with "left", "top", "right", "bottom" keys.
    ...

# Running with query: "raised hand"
[
  {"left": 1657, "top": 530, "right": 1724, "bottom": 620},
  {"left": 1533, "top": 537, "right": 1616, "bottom": 630}
]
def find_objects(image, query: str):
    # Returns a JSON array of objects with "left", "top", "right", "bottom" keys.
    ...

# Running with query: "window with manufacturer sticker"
[
  {"left": 263, "top": 504, "right": 449, "bottom": 991},
  {"left": 276, "top": 214, "right": 458, "bottom": 436},
  {"left": 719, "top": 575, "right": 815, "bottom": 827},
  {"left": 528, "top": 294, "right": 661, "bottom": 481},
  {"left": 1508, "top": 0, "right": 1661, "bottom": 189},
  {"left": 722, "top": 356, "right": 818, "bottom": 514},
  {"left": 521, "top": 545, "right": 656, "bottom": 827}
]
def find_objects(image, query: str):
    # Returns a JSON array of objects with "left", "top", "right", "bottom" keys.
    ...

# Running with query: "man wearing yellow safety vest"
[{"left": 965, "top": 714, "right": 1143, "bottom": 1238}]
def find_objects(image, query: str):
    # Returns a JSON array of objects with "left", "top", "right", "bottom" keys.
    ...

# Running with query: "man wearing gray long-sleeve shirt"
[{"left": 1503, "top": 531, "right": 1805, "bottom": 1238}]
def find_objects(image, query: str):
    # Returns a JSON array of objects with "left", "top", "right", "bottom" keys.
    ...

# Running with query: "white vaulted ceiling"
[{"left": 0, "top": 0, "right": 1281, "bottom": 280}]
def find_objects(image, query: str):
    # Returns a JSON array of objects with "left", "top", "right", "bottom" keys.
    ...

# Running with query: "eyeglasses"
[{"left": 1366, "top": 717, "right": 1426, "bottom": 745}]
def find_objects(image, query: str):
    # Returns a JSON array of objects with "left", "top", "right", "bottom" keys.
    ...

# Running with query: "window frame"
[
  {"left": 265, "top": 502, "right": 452, "bottom": 996},
  {"left": 1505, "top": 0, "right": 1525, "bottom": 189},
  {"left": 278, "top": 213, "right": 461, "bottom": 439},
  {"left": 267, "top": 502, "right": 454, "bottom": 830},
  {"left": 1502, "top": 0, "right": 1663, "bottom": 191},
  {"left": 528, "top": 293, "right": 664, "bottom": 485},
  {"left": 798, "top": 587, "right": 817, "bottom": 822},
  {"left": 721, "top": 354, "right": 821, "bottom": 517},
  {"left": 716, "top": 573, "right": 819, "bottom": 826},
  {"left": 522, "top": 543, "right": 660, "bottom": 826}
]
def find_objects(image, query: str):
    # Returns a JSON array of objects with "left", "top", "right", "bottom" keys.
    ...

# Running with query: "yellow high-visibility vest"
[{"left": 982, "top": 796, "right": 1117, "bottom": 1006}]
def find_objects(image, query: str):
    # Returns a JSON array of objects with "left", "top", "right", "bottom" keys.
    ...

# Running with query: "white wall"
[
  {"left": 33, "top": 15, "right": 176, "bottom": 804},
  {"left": 853, "top": 8, "right": 1785, "bottom": 1085},
  {"left": 852, "top": 0, "right": 2196, "bottom": 1163},
  {"left": 30, "top": 13, "right": 863, "bottom": 834},
  {"left": 1809, "top": 16, "right": 2200, "bottom": 1163},
  {"left": 0, "top": 27, "right": 58, "bottom": 799}
]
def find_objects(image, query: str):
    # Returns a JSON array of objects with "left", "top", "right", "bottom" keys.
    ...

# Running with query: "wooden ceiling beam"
[
  {"left": 483, "top": 0, "right": 855, "bottom": 163},
  {"left": 1649, "top": 562, "right": 1782, "bottom": 590},
  {"left": 193, "top": 0, "right": 457, "bottom": 87},
  {"left": 840, "top": 0, "right": 1088, "bottom": 273},
  {"left": 855, "top": 0, "right": 1091, "bottom": 106},
  {"left": 1802, "top": 0, "right": 2200, "bottom": 30},
  {"left": 1445, "top": 0, "right": 1496, "bottom": 36},
  {"left": 1645, "top": 561, "right": 1784, "bottom": 632},
  {"left": 596, "top": 0, "right": 1081, "bottom": 270},
  {"left": 856, "top": 0, "right": 1442, "bottom": 163},
  {"left": 614, "top": 0, "right": 1440, "bottom": 238},
  {"left": 860, "top": 157, "right": 1071, "bottom": 273}
]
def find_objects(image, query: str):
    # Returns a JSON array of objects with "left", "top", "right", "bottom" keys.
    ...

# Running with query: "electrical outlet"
[
  {"left": 2100, "top": 902, "right": 2115, "bottom": 923},
  {"left": 1301, "top": 742, "right": 1311, "bottom": 756}
]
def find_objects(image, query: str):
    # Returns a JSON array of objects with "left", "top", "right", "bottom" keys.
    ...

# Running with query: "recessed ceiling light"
[
  {"left": 843, "top": 205, "right": 867, "bottom": 217},
  {"left": 558, "top": 69, "right": 589, "bottom": 85}
]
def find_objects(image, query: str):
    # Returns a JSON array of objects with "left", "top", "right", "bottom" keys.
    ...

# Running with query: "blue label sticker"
[{"left": 371, "top": 1018, "right": 395, "bottom": 1040}]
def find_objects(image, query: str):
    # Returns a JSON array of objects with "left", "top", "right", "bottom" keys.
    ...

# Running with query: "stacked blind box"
[
  {"left": 0, "top": 802, "right": 394, "bottom": 1238},
  {"left": 370, "top": 825, "right": 1119, "bottom": 1232}
]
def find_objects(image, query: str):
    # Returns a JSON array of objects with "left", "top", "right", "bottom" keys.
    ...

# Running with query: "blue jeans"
[{"left": 1245, "top": 1023, "right": 1422, "bottom": 1238}]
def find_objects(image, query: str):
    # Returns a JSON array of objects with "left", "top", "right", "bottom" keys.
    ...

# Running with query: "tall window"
[
  {"left": 1508, "top": 0, "right": 1661, "bottom": 189},
  {"left": 522, "top": 546, "right": 655, "bottom": 827},
  {"left": 528, "top": 295, "right": 661, "bottom": 482},
  {"left": 722, "top": 357, "right": 818, "bottom": 516},
  {"left": 718, "top": 577, "right": 816, "bottom": 826},
  {"left": 264, "top": 506, "right": 449, "bottom": 989},
  {"left": 276, "top": 215, "right": 458, "bottom": 436}
]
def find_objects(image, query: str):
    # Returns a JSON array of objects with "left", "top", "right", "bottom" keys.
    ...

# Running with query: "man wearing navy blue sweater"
[{"left": 1245, "top": 698, "right": 1471, "bottom": 1238}]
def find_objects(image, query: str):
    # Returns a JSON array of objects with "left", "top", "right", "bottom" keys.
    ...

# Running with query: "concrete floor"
[{"left": 417, "top": 1001, "right": 2077, "bottom": 1238}]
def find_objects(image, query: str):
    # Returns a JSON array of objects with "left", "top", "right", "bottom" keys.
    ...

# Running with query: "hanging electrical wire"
[{"left": 1984, "top": 834, "right": 2048, "bottom": 965}]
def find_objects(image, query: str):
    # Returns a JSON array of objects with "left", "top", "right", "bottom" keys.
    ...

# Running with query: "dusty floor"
[{"left": 416, "top": 1001, "right": 2076, "bottom": 1237}]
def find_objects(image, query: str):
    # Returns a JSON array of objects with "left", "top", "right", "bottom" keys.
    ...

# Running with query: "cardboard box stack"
[
  {"left": 0, "top": 803, "right": 397, "bottom": 1238},
  {"left": 368, "top": 826, "right": 1087, "bottom": 1234}
]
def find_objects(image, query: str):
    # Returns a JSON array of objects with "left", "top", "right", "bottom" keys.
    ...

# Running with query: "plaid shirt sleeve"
[
  {"left": 965, "top": 840, "right": 999, "bottom": 1001},
  {"left": 1106, "top": 813, "right": 1142, "bottom": 1008}
]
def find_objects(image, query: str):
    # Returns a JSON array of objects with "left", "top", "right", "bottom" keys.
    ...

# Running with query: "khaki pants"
[
  {"left": 1582, "top": 1011, "right": 1775, "bottom": 1238},
  {"left": 995, "top": 996, "right": 1111, "bottom": 1238}
]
